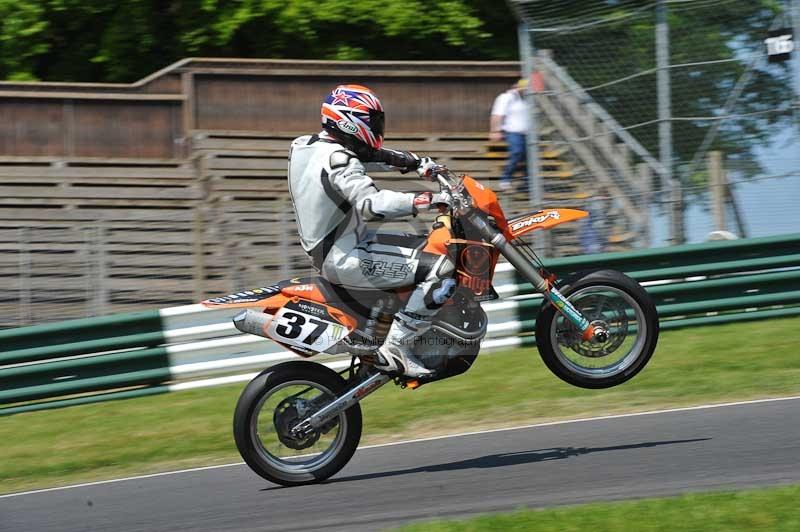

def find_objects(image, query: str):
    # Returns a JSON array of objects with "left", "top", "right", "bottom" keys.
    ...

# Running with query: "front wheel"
[
  {"left": 536, "top": 270, "right": 659, "bottom": 389},
  {"left": 233, "top": 361, "right": 362, "bottom": 486}
]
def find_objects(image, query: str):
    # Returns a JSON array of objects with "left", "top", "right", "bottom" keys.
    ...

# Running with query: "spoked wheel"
[
  {"left": 536, "top": 270, "right": 659, "bottom": 389},
  {"left": 233, "top": 361, "right": 362, "bottom": 486}
]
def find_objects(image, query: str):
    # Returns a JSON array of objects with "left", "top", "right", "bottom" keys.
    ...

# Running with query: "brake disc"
[
  {"left": 556, "top": 294, "right": 628, "bottom": 358},
  {"left": 273, "top": 398, "right": 321, "bottom": 450}
]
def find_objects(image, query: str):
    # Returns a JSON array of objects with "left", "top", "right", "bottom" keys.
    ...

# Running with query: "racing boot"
[{"left": 374, "top": 312, "right": 434, "bottom": 378}]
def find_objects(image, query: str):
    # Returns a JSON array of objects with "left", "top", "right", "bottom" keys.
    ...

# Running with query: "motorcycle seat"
[{"left": 279, "top": 275, "right": 396, "bottom": 315}]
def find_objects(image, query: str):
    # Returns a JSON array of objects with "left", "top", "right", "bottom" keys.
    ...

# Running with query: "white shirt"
[{"left": 491, "top": 89, "right": 530, "bottom": 134}]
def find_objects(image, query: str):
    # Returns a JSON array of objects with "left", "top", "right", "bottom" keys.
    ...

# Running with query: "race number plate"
[{"left": 265, "top": 300, "right": 350, "bottom": 355}]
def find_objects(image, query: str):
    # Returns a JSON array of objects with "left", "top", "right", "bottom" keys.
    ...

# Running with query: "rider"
[{"left": 288, "top": 84, "right": 456, "bottom": 378}]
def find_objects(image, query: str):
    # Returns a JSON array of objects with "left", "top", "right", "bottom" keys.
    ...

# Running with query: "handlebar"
[
  {"left": 427, "top": 164, "right": 471, "bottom": 213},
  {"left": 426, "top": 164, "right": 458, "bottom": 189}
]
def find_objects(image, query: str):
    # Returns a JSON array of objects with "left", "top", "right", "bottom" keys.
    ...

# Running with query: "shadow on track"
[{"left": 327, "top": 437, "right": 711, "bottom": 485}]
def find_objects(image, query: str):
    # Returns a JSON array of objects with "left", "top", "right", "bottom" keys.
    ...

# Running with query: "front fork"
[
  {"left": 291, "top": 371, "right": 390, "bottom": 437},
  {"left": 467, "top": 212, "right": 605, "bottom": 343}
]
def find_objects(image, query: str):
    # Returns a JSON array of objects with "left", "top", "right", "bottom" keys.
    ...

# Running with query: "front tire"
[
  {"left": 536, "top": 269, "right": 659, "bottom": 389},
  {"left": 233, "top": 361, "right": 362, "bottom": 486}
]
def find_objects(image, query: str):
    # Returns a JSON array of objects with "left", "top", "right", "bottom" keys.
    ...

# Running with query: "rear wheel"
[
  {"left": 536, "top": 270, "right": 659, "bottom": 389},
  {"left": 233, "top": 361, "right": 362, "bottom": 486}
]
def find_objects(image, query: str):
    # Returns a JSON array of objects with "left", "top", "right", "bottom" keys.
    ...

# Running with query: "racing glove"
[
  {"left": 416, "top": 157, "right": 440, "bottom": 181},
  {"left": 413, "top": 191, "right": 452, "bottom": 215},
  {"left": 376, "top": 148, "right": 421, "bottom": 173}
]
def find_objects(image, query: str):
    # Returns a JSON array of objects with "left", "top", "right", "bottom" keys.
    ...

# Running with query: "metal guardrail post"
[
  {"left": 519, "top": 22, "right": 546, "bottom": 256},
  {"left": 637, "top": 163, "right": 653, "bottom": 247},
  {"left": 708, "top": 151, "right": 726, "bottom": 233},
  {"left": 792, "top": 0, "right": 800, "bottom": 127},
  {"left": 656, "top": 0, "right": 683, "bottom": 245}
]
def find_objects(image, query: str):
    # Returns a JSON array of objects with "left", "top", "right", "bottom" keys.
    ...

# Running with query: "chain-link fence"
[{"left": 510, "top": 0, "right": 800, "bottom": 247}]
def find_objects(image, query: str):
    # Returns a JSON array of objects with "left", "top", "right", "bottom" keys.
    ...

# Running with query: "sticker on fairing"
[
  {"left": 203, "top": 285, "right": 281, "bottom": 305},
  {"left": 265, "top": 302, "right": 350, "bottom": 353}
]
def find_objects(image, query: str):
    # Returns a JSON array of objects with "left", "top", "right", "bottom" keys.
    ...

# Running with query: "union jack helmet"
[{"left": 321, "top": 84, "right": 385, "bottom": 150}]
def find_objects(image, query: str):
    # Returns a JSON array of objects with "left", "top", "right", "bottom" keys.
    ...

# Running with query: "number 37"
[{"left": 275, "top": 312, "right": 328, "bottom": 345}]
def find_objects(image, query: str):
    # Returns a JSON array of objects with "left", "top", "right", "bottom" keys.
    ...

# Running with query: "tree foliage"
[
  {"left": 0, "top": 0, "right": 515, "bottom": 83},
  {"left": 530, "top": 0, "right": 791, "bottom": 178},
  {"left": 0, "top": 0, "right": 790, "bottom": 181}
]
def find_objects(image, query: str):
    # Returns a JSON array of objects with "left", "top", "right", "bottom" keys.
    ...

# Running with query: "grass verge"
[
  {"left": 1, "top": 317, "right": 799, "bottom": 494},
  {"left": 393, "top": 483, "right": 800, "bottom": 531}
]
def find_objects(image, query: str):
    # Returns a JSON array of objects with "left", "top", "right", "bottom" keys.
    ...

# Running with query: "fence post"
[
  {"left": 192, "top": 154, "right": 208, "bottom": 302},
  {"left": 18, "top": 228, "right": 31, "bottom": 326},
  {"left": 708, "top": 151, "right": 726, "bottom": 232},
  {"left": 93, "top": 224, "right": 108, "bottom": 316},
  {"left": 637, "top": 163, "right": 653, "bottom": 247},
  {"left": 656, "top": 0, "right": 683, "bottom": 245},
  {"left": 519, "top": 24, "right": 545, "bottom": 256},
  {"left": 193, "top": 207, "right": 207, "bottom": 302},
  {"left": 793, "top": 0, "right": 800, "bottom": 124},
  {"left": 81, "top": 227, "right": 92, "bottom": 317},
  {"left": 181, "top": 71, "right": 196, "bottom": 159}
]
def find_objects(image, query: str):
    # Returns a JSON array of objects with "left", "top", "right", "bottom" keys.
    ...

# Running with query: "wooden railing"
[{"left": 0, "top": 58, "right": 520, "bottom": 159}]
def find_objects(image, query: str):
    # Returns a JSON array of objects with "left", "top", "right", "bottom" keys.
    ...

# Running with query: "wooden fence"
[
  {"left": 0, "top": 58, "right": 521, "bottom": 159},
  {"left": 0, "top": 57, "right": 652, "bottom": 327},
  {"left": 0, "top": 131, "right": 546, "bottom": 328}
]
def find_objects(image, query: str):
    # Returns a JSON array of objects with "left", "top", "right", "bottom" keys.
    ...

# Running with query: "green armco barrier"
[
  {"left": 645, "top": 270, "right": 800, "bottom": 305},
  {"left": 0, "top": 385, "right": 169, "bottom": 416},
  {"left": 512, "top": 289, "right": 800, "bottom": 318},
  {"left": 0, "top": 310, "right": 163, "bottom": 353},
  {"left": 0, "top": 330, "right": 168, "bottom": 366},
  {"left": 512, "top": 306, "right": 800, "bottom": 338},
  {"left": 512, "top": 234, "right": 800, "bottom": 294},
  {"left": 658, "top": 290, "right": 800, "bottom": 316},
  {"left": 626, "top": 253, "right": 800, "bottom": 282},
  {"left": 0, "top": 346, "right": 170, "bottom": 390},
  {"left": 512, "top": 253, "right": 800, "bottom": 293},
  {"left": 0, "top": 368, "right": 171, "bottom": 404},
  {"left": 0, "top": 232, "right": 797, "bottom": 415},
  {"left": 542, "top": 233, "right": 800, "bottom": 276},
  {"left": 515, "top": 233, "right": 800, "bottom": 325}
]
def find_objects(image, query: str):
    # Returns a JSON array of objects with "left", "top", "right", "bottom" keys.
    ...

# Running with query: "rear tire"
[
  {"left": 535, "top": 269, "right": 659, "bottom": 389},
  {"left": 233, "top": 361, "right": 362, "bottom": 486}
]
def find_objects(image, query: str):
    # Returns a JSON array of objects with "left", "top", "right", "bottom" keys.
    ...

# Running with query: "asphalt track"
[{"left": 2, "top": 397, "right": 800, "bottom": 532}]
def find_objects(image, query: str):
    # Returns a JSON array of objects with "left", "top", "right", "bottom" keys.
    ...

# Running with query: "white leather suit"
[{"left": 288, "top": 133, "right": 456, "bottom": 323}]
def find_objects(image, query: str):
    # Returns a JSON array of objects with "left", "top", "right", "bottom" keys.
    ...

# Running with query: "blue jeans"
[{"left": 502, "top": 132, "right": 527, "bottom": 187}]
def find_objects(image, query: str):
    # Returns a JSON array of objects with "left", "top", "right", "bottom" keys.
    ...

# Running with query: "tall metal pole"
[
  {"left": 792, "top": 0, "right": 800, "bottom": 130},
  {"left": 656, "top": 0, "right": 683, "bottom": 244},
  {"left": 518, "top": 22, "right": 545, "bottom": 254}
]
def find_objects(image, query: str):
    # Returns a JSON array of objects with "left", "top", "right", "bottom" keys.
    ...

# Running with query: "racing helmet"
[{"left": 321, "top": 84, "right": 385, "bottom": 151}]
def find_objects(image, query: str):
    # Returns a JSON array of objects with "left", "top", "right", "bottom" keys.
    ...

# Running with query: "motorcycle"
[{"left": 201, "top": 165, "right": 659, "bottom": 486}]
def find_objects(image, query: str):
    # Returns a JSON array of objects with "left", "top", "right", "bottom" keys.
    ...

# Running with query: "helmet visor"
[{"left": 369, "top": 110, "right": 385, "bottom": 140}]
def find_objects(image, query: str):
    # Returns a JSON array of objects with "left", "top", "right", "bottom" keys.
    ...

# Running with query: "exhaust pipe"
[{"left": 233, "top": 309, "right": 273, "bottom": 338}]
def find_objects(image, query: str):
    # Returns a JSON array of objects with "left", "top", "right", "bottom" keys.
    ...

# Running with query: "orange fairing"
[
  {"left": 462, "top": 177, "right": 508, "bottom": 234},
  {"left": 507, "top": 208, "right": 588, "bottom": 239},
  {"left": 281, "top": 283, "right": 328, "bottom": 303},
  {"left": 328, "top": 305, "right": 358, "bottom": 332},
  {"left": 423, "top": 224, "right": 452, "bottom": 255}
]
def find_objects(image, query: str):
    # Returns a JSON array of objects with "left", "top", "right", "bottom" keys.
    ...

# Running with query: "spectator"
[{"left": 490, "top": 78, "right": 530, "bottom": 192}]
